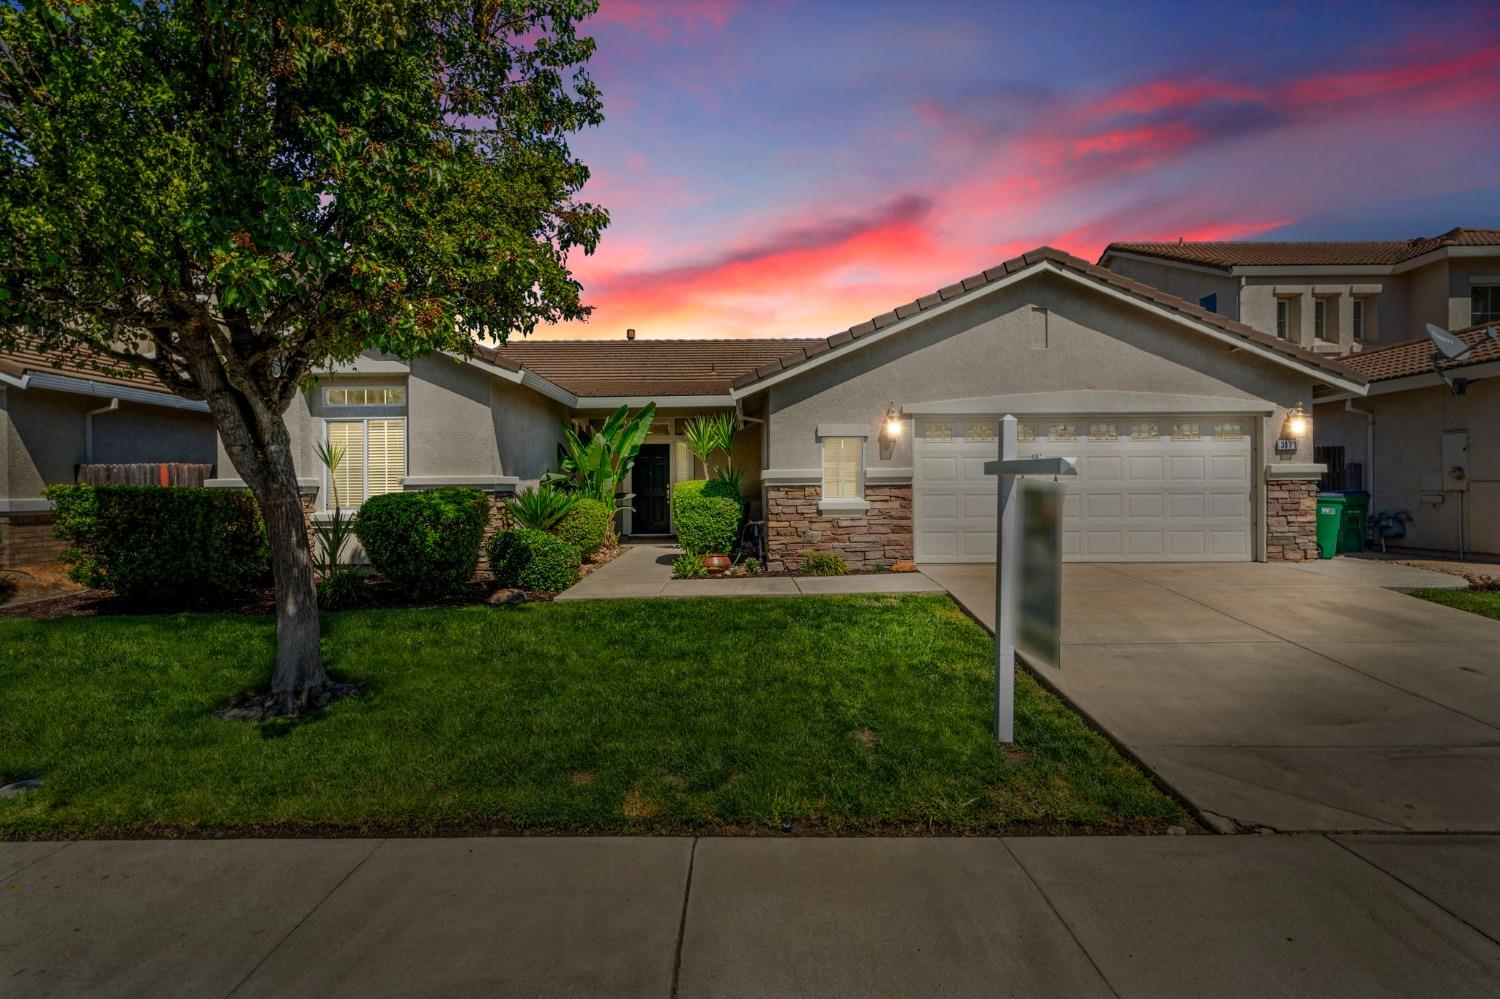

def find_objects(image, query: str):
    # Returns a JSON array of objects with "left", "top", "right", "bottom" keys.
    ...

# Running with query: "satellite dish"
[
  {"left": 1426, "top": 323, "right": 1473, "bottom": 360},
  {"left": 1425, "top": 323, "right": 1499, "bottom": 362}
]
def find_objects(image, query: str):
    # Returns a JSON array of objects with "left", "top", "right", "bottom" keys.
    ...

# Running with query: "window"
[
  {"left": 1129, "top": 422, "right": 1160, "bottom": 440},
  {"left": 821, "top": 437, "right": 863, "bottom": 500},
  {"left": 325, "top": 418, "right": 406, "bottom": 508},
  {"left": 1213, "top": 422, "right": 1245, "bottom": 440},
  {"left": 921, "top": 422, "right": 953, "bottom": 442},
  {"left": 1473, "top": 284, "right": 1500, "bottom": 325},
  {"left": 326, "top": 386, "right": 405, "bottom": 406},
  {"left": 1275, "top": 299, "right": 1290, "bottom": 340},
  {"left": 1048, "top": 423, "right": 1078, "bottom": 441},
  {"left": 1199, "top": 293, "right": 1217, "bottom": 313},
  {"left": 1352, "top": 299, "right": 1365, "bottom": 341},
  {"left": 1171, "top": 422, "right": 1201, "bottom": 440},
  {"left": 1088, "top": 423, "right": 1118, "bottom": 441},
  {"left": 962, "top": 422, "right": 996, "bottom": 441},
  {"left": 1314, "top": 299, "right": 1329, "bottom": 341}
]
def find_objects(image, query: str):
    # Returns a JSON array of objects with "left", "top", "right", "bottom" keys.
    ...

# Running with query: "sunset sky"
[{"left": 544, "top": 0, "right": 1500, "bottom": 340}]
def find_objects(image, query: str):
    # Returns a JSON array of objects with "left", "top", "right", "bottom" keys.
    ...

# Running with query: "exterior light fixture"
[
  {"left": 883, "top": 404, "right": 903, "bottom": 438},
  {"left": 1285, "top": 402, "right": 1309, "bottom": 438}
]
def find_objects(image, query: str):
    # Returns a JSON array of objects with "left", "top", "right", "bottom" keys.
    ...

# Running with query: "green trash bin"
[
  {"left": 1336, "top": 490, "right": 1370, "bottom": 553},
  {"left": 1314, "top": 493, "right": 1344, "bottom": 559}
]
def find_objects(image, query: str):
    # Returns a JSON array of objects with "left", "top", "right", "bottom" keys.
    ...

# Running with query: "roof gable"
[{"left": 728, "top": 246, "right": 1366, "bottom": 395}]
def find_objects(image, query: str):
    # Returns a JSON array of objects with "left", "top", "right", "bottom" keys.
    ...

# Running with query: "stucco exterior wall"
[
  {"left": 1102, "top": 257, "right": 1240, "bottom": 319},
  {"left": 4, "top": 387, "right": 215, "bottom": 501},
  {"left": 765, "top": 272, "right": 1317, "bottom": 473},
  {"left": 488, "top": 378, "right": 568, "bottom": 487},
  {"left": 1315, "top": 378, "right": 1499, "bottom": 555}
]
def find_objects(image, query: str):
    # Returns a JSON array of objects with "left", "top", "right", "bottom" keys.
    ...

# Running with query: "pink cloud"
[{"left": 592, "top": 0, "right": 742, "bottom": 42}]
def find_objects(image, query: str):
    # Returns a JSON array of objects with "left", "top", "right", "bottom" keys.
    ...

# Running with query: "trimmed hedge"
[
  {"left": 354, "top": 487, "right": 489, "bottom": 599},
  {"left": 551, "top": 497, "right": 612, "bottom": 558},
  {"left": 671, "top": 479, "right": 742, "bottom": 556},
  {"left": 45, "top": 484, "right": 269, "bottom": 603},
  {"left": 488, "top": 529, "right": 581, "bottom": 592}
]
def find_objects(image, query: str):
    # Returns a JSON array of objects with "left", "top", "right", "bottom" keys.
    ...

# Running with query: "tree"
[{"left": 0, "top": 0, "right": 607, "bottom": 713}]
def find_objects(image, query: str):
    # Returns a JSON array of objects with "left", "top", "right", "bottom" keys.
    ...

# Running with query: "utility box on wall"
[{"left": 1442, "top": 430, "right": 1470, "bottom": 492}]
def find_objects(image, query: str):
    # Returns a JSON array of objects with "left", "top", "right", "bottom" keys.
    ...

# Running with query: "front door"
[{"left": 632, "top": 444, "right": 671, "bottom": 534}]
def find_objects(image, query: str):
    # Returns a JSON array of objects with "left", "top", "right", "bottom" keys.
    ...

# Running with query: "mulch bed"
[{"left": 0, "top": 543, "right": 631, "bottom": 621}]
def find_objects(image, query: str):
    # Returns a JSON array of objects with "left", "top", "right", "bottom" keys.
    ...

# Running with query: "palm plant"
[
  {"left": 543, "top": 402, "right": 657, "bottom": 510},
  {"left": 681, "top": 412, "right": 741, "bottom": 488},
  {"left": 312, "top": 439, "right": 358, "bottom": 578},
  {"left": 505, "top": 485, "right": 580, "bottom": 531}
]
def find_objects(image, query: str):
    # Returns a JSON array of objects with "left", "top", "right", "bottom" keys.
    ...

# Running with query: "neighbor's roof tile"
[{"left": 1102, "top": 227, "right": 1500, "bottom": 270}]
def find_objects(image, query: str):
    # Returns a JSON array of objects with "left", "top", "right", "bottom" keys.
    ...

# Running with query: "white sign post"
[{"left": 984, "top": 415, "right": 1077, "bottom": 743}]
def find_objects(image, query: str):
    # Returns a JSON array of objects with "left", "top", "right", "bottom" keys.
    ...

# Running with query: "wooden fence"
[{"left": 75, "top": 463, "right": 215, "bottom": 487}]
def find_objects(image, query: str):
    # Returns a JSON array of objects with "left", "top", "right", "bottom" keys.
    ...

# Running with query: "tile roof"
[
  {"left": 726, "top": 245, "right": 1366, "bottom": 391},
  {"left": 477, "top": 337, "right": 822, "bottom": 397},
  {"left": 1340, "top": 324, "right": 1500, "bottom": 382},
  {"left": 1101, "top": 227, "right": 1500, "bottom": 270},
  {"left": 0, "top": 339, "right": 171, "bottom": 394}
]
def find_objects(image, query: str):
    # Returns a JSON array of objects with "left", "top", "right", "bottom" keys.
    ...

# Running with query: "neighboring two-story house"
[{"left": 1100, "top": 228, "right": 1500, "bottom": 556}]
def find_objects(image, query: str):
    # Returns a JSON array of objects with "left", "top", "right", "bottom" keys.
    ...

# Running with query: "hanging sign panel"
[{"left": 1016, "top": 478, "right": 1064, "bottom": 671}]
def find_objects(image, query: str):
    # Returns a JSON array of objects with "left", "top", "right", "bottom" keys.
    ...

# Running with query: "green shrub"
[
  {"left": 354, "top": 487, "right": 488, "bottom": 598},
  {"left": 801, "top": 551, "right": 848, "bottom": 576},
  {"left": 671, "top": 479, "right": 742, "bottom": 556},
  {"left": 672, "top": 553, "right": 707, "bottom": 579},
  {"left": 505, "top": 485, "right": 579, "bottom": 531},
  {"left": 488, "top": 528, "right": 581, "bottom": 591},
  {"left": 317, "top": 568, "right": 369, "bottom": 610},
  {"left": 45, "top": 484, "right": 269, "bottom": 604},
  {"left": 551, "top": 497, "right": 612, "bottom": 557},
  {"left": 743, "top": 556, "right": 761, "bottom": 576}
]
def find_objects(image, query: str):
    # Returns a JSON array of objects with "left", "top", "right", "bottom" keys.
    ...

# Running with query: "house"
[
  {"left": 1100, "top": 228, "right": 1500, "bottom": 556},
  {"left": 1098, "top": 227, "right": 1500, "bottom": 355},
  {"left": 0, "top": 342, "right": 218, "bottom": 565},
  {"left": 1313, "top": 326, "right": 1498, "bottom": 556},
  {"left": 208, "top": 247, "right": 1367, "bottom": 568}
]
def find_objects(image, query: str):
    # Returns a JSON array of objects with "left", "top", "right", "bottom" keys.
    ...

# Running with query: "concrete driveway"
[{"left": 923, "top": 560, "right": 1500, "bottom": 833}]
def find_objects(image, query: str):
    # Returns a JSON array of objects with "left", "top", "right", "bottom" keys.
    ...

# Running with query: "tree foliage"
[{"left": 0, "top": 0, "right": 607, "bottom": 705}]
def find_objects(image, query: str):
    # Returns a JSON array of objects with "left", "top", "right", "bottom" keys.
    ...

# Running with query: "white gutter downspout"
[
  {"left": 1344, "top": 399, "right": 1375, "bottom": 497},
  {"left": 84, "top": 398, "right": 120, "bottom": 463}
]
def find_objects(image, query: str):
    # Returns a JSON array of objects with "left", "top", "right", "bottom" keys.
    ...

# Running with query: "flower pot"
[{"left": 703, "top": 553, "right": 731, "bottom": 575}]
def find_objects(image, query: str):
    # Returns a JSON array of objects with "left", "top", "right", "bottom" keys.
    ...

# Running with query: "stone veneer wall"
[
  {"left": 0, "top": 512, "right": 66, "bottom": 567},
  {"left": 765, "top": 483, "right": 913, "bottom": 571},
  {"left": 1265, "top": 479, "right": 1320, "bottom": 561}
]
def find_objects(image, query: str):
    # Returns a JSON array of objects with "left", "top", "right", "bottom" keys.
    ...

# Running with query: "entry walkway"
[
  {"left": 5, "top": 835, "right": 1498, "bottom": 997},
  {"left": 924, "top": 559, "right": 1500, "bottom": 833},
  {"left": 557, "top": 542, "right": 945, "bottom": 601}
]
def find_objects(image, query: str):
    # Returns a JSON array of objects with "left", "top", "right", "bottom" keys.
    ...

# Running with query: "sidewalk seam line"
[
  {"left": 669, "top": 837, "right": 699, "bottom": 999},
  {"left": 1000, "top": 838, "right": 1123, "bottom": 999},
  {"left": 222, "top": 837, "right": 387, "bottom": 999},
  {"left": 1324, "top": 834, "right": 1500, "bottom": 949}
]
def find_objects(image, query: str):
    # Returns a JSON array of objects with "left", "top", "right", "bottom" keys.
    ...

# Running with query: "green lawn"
[
  {"left": 1412, "top": 587, "right": 1500, "bottom": 621},
  {"left": 0, "top": 594, "right": 1187, "bottom": 837}
]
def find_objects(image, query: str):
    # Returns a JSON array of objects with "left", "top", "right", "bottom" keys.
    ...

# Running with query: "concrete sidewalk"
[
  {"left": 558, "top": 542, "right": 945, "bottom": 601},
  {"left": 4, "top": 835, "right": 1498, "bottom": 997}
]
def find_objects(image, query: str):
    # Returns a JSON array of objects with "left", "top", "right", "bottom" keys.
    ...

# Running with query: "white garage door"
[{"left": 914, "top": 416, "right": 1254, "bottom": 563}]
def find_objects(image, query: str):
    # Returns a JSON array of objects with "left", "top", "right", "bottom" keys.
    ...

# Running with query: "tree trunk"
[
  {"left": 198, "top": 362, "right": 329, "bottom": 714},
  {"left": 256, "top": 465, "right": 328, "bottom": 711}
]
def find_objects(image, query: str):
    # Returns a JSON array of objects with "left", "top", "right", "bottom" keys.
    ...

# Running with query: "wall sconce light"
[
  {"left": 1285, "top": 401, "right": 1310, "bottom": 438},
  {"left": 883, "top": 403, "right": 903, "bottom": 439}
]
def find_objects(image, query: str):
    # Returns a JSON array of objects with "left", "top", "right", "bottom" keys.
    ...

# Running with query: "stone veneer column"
[
  {"left": 764, "top": 483, "right": 912, "bottom": 571},
  {"left": 1264, "top": 478, "right": 1321, "bottom": 561}
]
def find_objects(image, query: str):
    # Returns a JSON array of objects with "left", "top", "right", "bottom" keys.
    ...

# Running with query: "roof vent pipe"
[{"left": 626, "top": 328, "right": 636, "bottom": 341}]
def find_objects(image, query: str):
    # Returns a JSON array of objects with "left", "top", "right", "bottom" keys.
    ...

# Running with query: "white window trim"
[
  {"left": 324, "top": 416, "right": 408, "bottom": 510},
  {"left": 1275, "top": 298, "right": 1291, "bottom": 340},
  {"left": 820, "top": 435, "right": 865, "bottom": 512},
  {"left": 1351, "top": 298, "right": 1365, "bottom": 341},
  {"left": 1472, "top": 282, "right": 1500, "bottom": 326}
]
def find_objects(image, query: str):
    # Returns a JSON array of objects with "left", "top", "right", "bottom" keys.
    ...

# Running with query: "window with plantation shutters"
[
  {"left": 325, "top": 418, "right": 406, "bottom": 508},
  {"left": 821, "top": 437, "right": 863, "bottom": 500}
]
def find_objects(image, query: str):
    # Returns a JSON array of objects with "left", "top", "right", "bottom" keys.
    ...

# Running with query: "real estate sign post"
[{"left": 986, "top": 415, "right": 1077, "bottom": 743}]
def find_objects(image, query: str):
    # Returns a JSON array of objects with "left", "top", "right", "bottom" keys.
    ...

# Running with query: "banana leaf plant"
[{"left": 542, "top": 403, "right": 657, "bottom": 516}]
